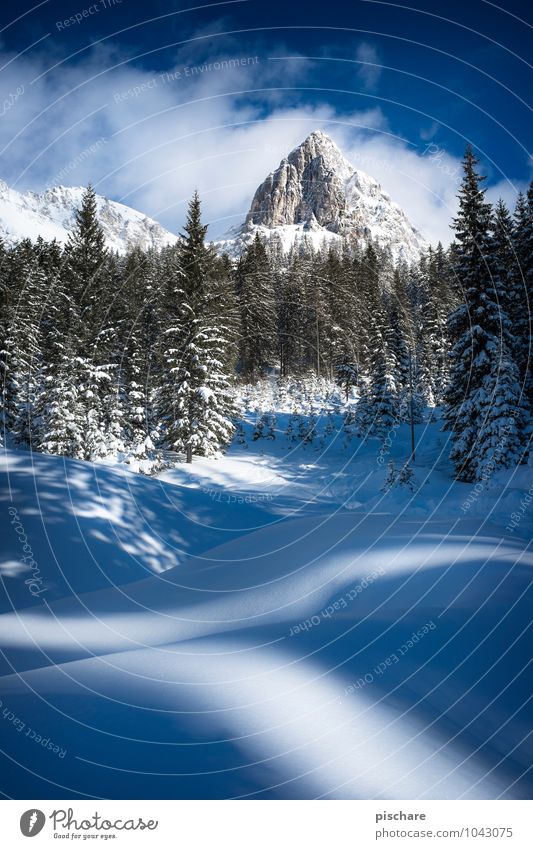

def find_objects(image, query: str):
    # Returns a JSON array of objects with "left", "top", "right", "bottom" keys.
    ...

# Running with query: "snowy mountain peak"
[
  {"left": 288, "top": 130, "right": 355, "bottom": 181},
  {"left": 218, "top": 130, "right": 428, "bottom": 263},
  {"left": 0, "top": 179, "right": 176, "bottom": 254},
  {"left": 245, "top": 130, "right": 354, "bottom": 232}
]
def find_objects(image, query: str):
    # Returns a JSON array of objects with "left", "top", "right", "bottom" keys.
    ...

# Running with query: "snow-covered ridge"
[
  {"left": 215, "top": 130, "right": 428, "bottom": 263},
  {"left": 0, "top": 179, "right": 176, "bottom": 253}
]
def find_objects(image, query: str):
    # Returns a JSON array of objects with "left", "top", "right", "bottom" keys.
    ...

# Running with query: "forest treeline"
[{"left": 0, "top": 147, "right": 531, "bottom": 482}]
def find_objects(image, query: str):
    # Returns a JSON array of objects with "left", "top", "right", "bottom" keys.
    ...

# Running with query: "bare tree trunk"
[
  {"left": 186, "top": 445, "right": 193, "bottom": 464},
  {"left": 408, "top": 350, "right": 416, "bottom": 463},
  {"left": 315, "top": 308, "right": 321, "bottom": 376}
]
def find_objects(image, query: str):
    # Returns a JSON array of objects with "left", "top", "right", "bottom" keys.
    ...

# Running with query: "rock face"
[
  {"left": 0, "top": 180, "right": 176, "bottom": 254},
  {"left": 246, "top": 131, "right": 350, "bottom": 232},
  {"left": 217, "top": 130, "right": 427, "bottom": 263}
]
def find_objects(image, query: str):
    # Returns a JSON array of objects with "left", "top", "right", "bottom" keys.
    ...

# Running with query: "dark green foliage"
[{"left": 443, "top": 148, "right": 529, "bottom": 482}]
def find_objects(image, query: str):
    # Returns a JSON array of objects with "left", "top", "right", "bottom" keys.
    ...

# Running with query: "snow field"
[{"left": 0, "top": 391, "right": 531, "bottom": 799}]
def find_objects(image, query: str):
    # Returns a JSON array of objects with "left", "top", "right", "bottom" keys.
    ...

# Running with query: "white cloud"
[
  {"left": 354, "top": 42, "right": 382, "bottom": 92},
  {"left": 340, "top": 135, "right": 463, "bottom": 246},
  {"left": 0, "top": 42, "right": 525, "bottom": 247},
  {"left": 486, "top": 178, "right": 529, "bottom": 212},
  {"left": 419, "top": 122, "right": 440, "bottom": 142}
]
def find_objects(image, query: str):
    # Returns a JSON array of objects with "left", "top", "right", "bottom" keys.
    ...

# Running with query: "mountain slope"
[
  {"left": 216, "top": 131, "right": 427, "bottom": 263},
  {"left": 0, "top": 179, "right": 176, "bottom": 253}
]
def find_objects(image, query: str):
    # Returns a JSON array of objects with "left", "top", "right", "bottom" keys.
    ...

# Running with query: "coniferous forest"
[{"left": 1, "top": 147, "right": 532, "bottom": 482}]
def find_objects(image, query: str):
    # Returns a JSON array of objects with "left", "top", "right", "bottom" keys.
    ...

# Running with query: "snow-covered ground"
[{"left": 0, "top": 402, "right": 532, "bottom": 799}]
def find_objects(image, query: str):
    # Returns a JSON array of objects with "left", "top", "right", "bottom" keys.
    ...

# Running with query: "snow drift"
[{"left": 0, "top": 412, "right": 531, "bottom": 800}]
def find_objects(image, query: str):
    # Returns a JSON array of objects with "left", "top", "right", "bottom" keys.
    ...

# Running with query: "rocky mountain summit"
[{"left": 216, "top": 131, "right": 427, "bottom": 263}]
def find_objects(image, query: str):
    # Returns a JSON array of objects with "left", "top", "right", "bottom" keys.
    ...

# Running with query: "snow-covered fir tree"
[
  {"left": 444, "top": 147, "right": 528, "bottom": 482},
  {"left": 61, "top": 184, "right": 110, "bottom": 460},
  {"left": 236, "top": 233, "right": 277, "bottom": 381},
  {"left": 160, "top": 192, "right": 235, "bottom": 462},
  {"left": 416, "top": 243, "right": 452, "bottom": 405},
  {"left": 2, "top": 243, "right": 46, "bottom": 445},
  {"left": 356, "top": 244, "right": 399, "bottom": 442},
  {"left": 386, "top": 265, "right": 416, "bottom": 419},
  {"left": 39, "top": 264, "right": 84, "bottom": 458},
  {"left": 512, "top": 187, "right": 533, "bottom": 404}
]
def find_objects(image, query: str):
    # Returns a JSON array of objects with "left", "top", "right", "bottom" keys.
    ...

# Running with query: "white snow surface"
[
  {"left": 0, "top": 179, "right": 176, "bottom": 253},
  {"left": 0, "top": 393, "right": 531, "bottom": 799}
]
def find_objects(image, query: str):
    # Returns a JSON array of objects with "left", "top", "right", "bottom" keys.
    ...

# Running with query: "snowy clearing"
[{"left": 0, "top": 411, "right": 532, "bottom": 799}]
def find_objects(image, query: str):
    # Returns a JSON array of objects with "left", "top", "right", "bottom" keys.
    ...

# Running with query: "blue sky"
[{"left": 0, "top": 0, "right": 531, "bottom": 243}]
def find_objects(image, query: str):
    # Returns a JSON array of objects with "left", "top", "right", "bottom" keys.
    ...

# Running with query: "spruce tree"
[
  {"left": 417, "top": 245, "right": 450, "bottom": 405},
  {"left": 0, "top": 242, "right": 50, "bottom": 446},
  {"left": 356, "top": 265, "right": 398, "bottom": 442},
  {"left": 0, "top": 239, "right": 9, "bottom": 442},
  {"left": 236, "top": 233, "right": 277, "bottom": 380},
  {"left": 444, "top": 147, "right": 528, "bottom": 481},
  {"left": 512, "top": 187, "right": 533, "bottom": 403},
  {"left": 40, "top": 290, "right": 83, "bottom": 461},
  {"left": 121, "top": 248, "right": 163, "bottom": 463},
  {"left": 62, "top": 185, "right": 109, "bottom": 460},
  {"left": 161, "top": 192, "right": 235, "bottom": 462},
  {"left": 386, "top": 266, "right": 413, "bottom": 419}
]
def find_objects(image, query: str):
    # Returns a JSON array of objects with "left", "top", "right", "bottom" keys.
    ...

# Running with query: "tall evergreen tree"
[
  {"left": 236, "top": 233, "right": 277, "bottom": 380},
  {"left": 61, "top": 184, "right": 110, "bottom": 460},
  {"left": 2, "top": 245, "right": 45, "bottom": 445},
  {"left": 356, "top": 262, "right": 399, "bottom": 442},
  {"left": 417, "top": 244, "right": 450, "bottom": 405},
  {"left": 278, "top": 254, "right": 306, "bottom": 376},
  {"left": 120, "top": 248, "right": 162, "bottom": 461},
  {"left": 444, "top": 147, "right": 527, "bottom": 481},
  {"left": 512, "top": 187, "right": 533, "bottom": 403},
  {"left": 40, "top": 270, "right": 84, "bottom": 459},
  {"left": 386, "top": 265, "right": 414, "bottom": 418},
  {"left": 161, "top": 193, "right": 235, "bottom": 462}
]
